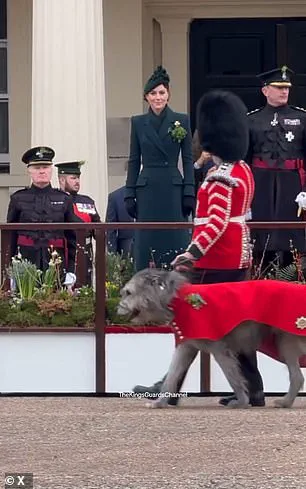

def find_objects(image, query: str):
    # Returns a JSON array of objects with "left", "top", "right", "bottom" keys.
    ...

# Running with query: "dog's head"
[{"left": 117, "top": 268, "right": 188, "bottom": 324}]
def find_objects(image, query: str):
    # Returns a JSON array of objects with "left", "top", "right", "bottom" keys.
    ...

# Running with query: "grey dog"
[{"left": 117, "top": 268, "right": 306, "bottom": 409}]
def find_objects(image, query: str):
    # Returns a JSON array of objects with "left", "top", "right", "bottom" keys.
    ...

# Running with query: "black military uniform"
[
  {"left": 247, "top": 66, "right": 306, "bottom": 264},
  {"left": 7, "top": 147, "right": 77, "bottom": 275},
  {"left": 55, "top": 161, "right": 100, "bottom": 285}
]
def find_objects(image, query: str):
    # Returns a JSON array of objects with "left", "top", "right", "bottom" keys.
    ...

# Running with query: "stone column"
[
  {"left": 31, "top": 0, "right": 108, "bottom": 217},
  {"left": 157, "top": 17, "right": 191, "bottom": 113}
]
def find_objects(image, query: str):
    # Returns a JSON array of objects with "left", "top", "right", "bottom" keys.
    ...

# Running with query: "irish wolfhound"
[{"left": 117, "top": 268, "right": 306, "bottom": 409}]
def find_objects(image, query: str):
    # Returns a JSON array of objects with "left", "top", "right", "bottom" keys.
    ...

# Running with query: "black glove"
[
  {"left": 182, "top": 196, "right": 196, "bottom": 217},
  {"left": 172, "top": 255, "right": 194, "bottom": 272},
  {"left": 124, "top": 197, "right": 137, "bottom": 219}
]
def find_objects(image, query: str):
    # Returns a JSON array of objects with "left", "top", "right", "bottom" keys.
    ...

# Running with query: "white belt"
[{"left": 194, "top": 215, "right": 246, "bottom": 225}]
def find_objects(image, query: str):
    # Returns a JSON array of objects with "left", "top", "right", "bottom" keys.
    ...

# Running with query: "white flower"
[{"left": 174, "top": 121, "right": 181, "bottom": 127}]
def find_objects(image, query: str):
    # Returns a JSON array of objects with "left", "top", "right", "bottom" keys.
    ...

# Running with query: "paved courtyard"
[{"left": 1, "top": 396, "right": 306, "bottom": 488}]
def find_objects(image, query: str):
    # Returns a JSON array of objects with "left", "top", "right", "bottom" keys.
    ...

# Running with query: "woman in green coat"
[{"left": 124, "top": 66, "right": 195, "bottom": 271}]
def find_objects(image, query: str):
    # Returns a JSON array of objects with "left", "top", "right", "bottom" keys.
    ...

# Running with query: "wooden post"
[{"left": 1, "top": 229, "right": 11, "bottom": 290}]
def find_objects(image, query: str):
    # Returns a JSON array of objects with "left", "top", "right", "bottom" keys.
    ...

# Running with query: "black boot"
[
  {"left": 219, "top": 352, "right": 265, "bottom": 407},
  {"left": 133, "top": 375, "right": 166, "bottom": 394},
  {"left": 219, "top": 392, "right": 265, "bottom": 407},
  {"left": 132, "top": 368, "right": 189, "bottom": 406}
]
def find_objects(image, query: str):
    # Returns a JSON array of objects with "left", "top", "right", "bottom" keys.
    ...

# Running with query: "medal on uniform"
[
  {"left": 76, "top": 202, "right": 96, "bottom": 214},
  {"left": 285, "top": 131, "right": 295, "bottom": 142},
  {"left": 271, "top": 113, "right": 278, "bottom": 126}
]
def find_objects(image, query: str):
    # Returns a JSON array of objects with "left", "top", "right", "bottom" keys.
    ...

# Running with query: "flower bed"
[
  {"left": 2, "top": 245, "right": 304, "bottom": 329},
  {"left": 0, "top": 249, "right": 137, "bottom": 328}
]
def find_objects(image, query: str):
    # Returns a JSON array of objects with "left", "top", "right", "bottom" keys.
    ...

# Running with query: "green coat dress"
[{"left": 125, "top": 106, "right": 195, "bottom": 271}]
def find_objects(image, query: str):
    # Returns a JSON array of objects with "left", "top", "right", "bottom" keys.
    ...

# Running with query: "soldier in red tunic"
[{"left": 133, "top": 90, "right": 265, "bottom": 407}]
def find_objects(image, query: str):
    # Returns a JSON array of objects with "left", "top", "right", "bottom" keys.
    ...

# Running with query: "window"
[{"left": 0, "top": 0, "right": 8, "bottom": 173}]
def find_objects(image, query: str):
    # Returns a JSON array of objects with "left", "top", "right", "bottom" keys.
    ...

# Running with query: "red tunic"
[
  {"left": 72, "top": 194, "right": 100, "bottom": 223},
  {"left": 187, "top": 161, "right": 255, "bottom": 269},
  {"left": 170, "top": 280, "right": 306, "bottom": 366}
]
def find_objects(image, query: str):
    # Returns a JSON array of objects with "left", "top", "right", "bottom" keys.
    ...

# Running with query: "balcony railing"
[{"left": 0, "top": 220, "right": 305, "bottom": 393}]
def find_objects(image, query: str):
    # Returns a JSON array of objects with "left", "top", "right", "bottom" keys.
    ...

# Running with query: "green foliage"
[
  {"left": 105, "top": 297, "right": 129, "bottom": 324},
  {"left": 7, "top": 247, "right": 63, "bottom": 301},
  {"left": 168, "top": 121, "right": 187, "bottom": 143},
  {"left": 71, "top": 296, "right": 95, "bottom": 326},
  {"left": 0, "top": 299, "right": 13, "bottom": 324},
  {"left": 5, "top": 299, "right": 49, "bottom": 327},
  {"left": 0, "top": 251, "right": 136, "bottom": 328},
  {"left": 274, "top": 263, "right": 299, "bottom": 282},
  {"left": 50, "top": 313, "right": 77, "bottom": 327},
  {"left": 106, "top": 251, "right": 135, "bottom": 291}
]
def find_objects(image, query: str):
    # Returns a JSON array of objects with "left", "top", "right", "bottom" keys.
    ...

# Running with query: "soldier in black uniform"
[
  {"left": 55, "top": 160, "right": 101, "bottom": 285},
  {"left": 247, "top": 66, "right": 306, "bottom": 268},
  {"left": 7, "top": 146, "right": 77, "bottom": 287},
  {"left": 219, "top": 67, "right": 306, "bottom": 409}
]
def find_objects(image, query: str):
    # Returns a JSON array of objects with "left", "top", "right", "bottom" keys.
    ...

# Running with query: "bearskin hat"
[{"left": 196, "top": 90, "right": 249, "bottom": 162}]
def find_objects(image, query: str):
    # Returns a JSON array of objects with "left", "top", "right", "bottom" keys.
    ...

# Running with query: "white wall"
[
  {"left": 0, "top": 333, "right": 95, "bottom": 393},
  {"left": 103, "top": 0, "right": 144, "bottom": 118}
]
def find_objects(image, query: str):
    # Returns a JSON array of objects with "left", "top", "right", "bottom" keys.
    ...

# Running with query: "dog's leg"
[
  {"left": 274, "top": 334, "right": 304, "bottom": 408},
  {"left": 146, "top": 342, "right": 198, "bottom": 409},
  {"left": 212, "top": 346, "right": 250, "bottom": 408}
]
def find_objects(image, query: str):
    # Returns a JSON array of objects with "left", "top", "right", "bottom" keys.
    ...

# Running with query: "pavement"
[{"left": 0, "top": 396, "right": 306, "bottom": 488}]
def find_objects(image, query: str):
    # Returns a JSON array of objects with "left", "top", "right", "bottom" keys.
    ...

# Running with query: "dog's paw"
[
  {"left": 226, "top": 399, "right": 250, "bottom": 409},
  {"left": 273, "top": 399, "right": 293, "bottom": 409},
  {"left": 145, "top": 400, "right": 166, "bottom": 409}
]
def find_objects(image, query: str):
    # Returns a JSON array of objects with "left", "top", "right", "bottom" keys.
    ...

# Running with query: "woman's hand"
[
  {"left": 124, "top": 197, "right": 137, "bottom": 219},
  {"left": 182, "top": 196, "right": 196, "bottom": 217},
  {"left": 195, "top": 151, "right": 212, "bottom": 169},
  {"left": 171, "top": 251, "right": 196, "bottom": 272}
]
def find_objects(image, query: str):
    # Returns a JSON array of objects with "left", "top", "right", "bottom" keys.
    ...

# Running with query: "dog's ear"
[
  {"left": 141, "top": 269, "right": 167, "bottom": 290},
  {"left": 150, "top": 274, "right": 167, "bottom": 290}
]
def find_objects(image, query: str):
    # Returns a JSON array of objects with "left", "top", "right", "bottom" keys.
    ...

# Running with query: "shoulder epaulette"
[
  {"left": 206, "top": 163, "right": 238, "bottom": 187},
  {"left": 77, "top": 193, "right": 95, "bottom": 202},
  {"left": 290, "top": 105, "right": 306, "bottom": 113},
  {"left": 247, "top": 107, "right": 264, "bottom": 116},
  {"left": 12, "top": 187, "right": 29, "bottom": 195},
  {"left": 54, "top": 188, "right": 68, "bottom": 195}
]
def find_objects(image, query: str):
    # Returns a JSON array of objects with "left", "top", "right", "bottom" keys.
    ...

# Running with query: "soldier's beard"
[{"left": 64, "top": 183, "right": 78, "bottom": 195}]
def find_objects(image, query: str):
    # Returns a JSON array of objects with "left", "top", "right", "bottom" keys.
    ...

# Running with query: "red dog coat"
[{"left": 170, "top": 280, "right": 306, "bottom": 366}]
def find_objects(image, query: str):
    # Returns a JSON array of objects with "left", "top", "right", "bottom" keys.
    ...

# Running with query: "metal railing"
[{"left": 0, "top": 220, "right": 305, "bottom": 393}]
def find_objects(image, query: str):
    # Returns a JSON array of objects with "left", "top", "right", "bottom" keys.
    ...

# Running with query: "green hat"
[
  {"left": 143, "top": 65, "right": 170, "bottom": 95},
  {"left": 55, "top": 160, "right": 85, "bottom": 175},
  {"left": 22, "top": 146, "right": 55, "bottom": 166}
]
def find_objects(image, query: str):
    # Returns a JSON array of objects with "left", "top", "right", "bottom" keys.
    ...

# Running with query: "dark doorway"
[{"left": 189, "top": 18, "right": 306, "bottom": 131}]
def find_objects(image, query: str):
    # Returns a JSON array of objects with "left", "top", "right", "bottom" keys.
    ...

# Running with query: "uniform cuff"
[
  {"left": 183, "top": 184, "right": 195, "bottom": 197},
  {"left": 186, "top": 243, "right": 204, "bottom": 259}
]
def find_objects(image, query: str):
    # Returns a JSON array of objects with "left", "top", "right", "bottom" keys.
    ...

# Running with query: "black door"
[{"left": 189, "top": 18, "right": 306, "bottom": 131}]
